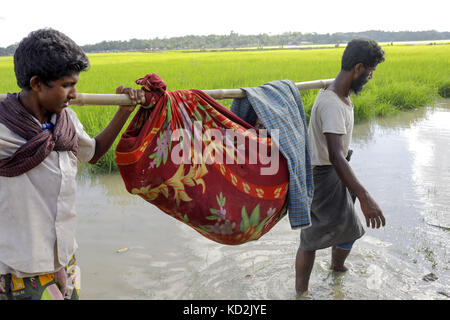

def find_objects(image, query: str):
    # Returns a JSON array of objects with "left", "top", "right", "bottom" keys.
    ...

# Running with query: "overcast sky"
[{"left": 0, "top": 0, "right": 448, "bottom": 47}]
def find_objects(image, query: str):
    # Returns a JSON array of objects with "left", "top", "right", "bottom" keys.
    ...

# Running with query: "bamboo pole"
[{"left": 0, "top": 78, "right": 334, "bottom": 106}]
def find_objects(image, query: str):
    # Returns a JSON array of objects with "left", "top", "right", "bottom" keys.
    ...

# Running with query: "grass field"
[{"left": 1, "top": 44, "right": 449, "bottom": 173}]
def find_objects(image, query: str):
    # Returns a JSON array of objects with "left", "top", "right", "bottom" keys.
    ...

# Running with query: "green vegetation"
[
  {"left": 1, "top": 44, "right": 449, "bottom": 174},
  {"left": 2, "top": 30, "right": 449, "bottom": 55},
  {"left": 438, "top": 81, "right": 450, "bottom": 98}
]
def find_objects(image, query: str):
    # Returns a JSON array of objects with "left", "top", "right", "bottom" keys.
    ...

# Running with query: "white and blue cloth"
[{"left": 231, "top": 80, "right": 313, "bottom": 229}]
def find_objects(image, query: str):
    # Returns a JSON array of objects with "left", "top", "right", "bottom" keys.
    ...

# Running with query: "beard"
[{"left": 350, "top": 71, "right": 368, "bottom": 95}]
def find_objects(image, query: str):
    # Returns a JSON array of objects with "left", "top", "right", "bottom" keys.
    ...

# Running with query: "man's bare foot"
[
  {"left": 296, "top": 289, "right": 310, "bottom": 300},
  {"left": 330, "top": 264, "right": 348, "bottom": 272},
  {"left": 331, "top": 246, "right": 351, "bottom": 273}
]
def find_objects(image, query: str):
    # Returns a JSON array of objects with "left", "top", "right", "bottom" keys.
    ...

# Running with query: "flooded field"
[{"left": 75, "top": 100, "right": 450, "bottom": 300}]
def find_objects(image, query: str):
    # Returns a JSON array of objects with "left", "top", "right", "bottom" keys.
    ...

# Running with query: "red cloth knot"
[{"left": 135, "top": 73, "right": 167, "bottom": 107}]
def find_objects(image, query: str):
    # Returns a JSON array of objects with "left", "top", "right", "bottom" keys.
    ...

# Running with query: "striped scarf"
[{"left": 0, "top": 93, "right": 78, "bottom": 177}]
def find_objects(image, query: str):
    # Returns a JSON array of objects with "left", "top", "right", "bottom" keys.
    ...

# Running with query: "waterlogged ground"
[{"left": 75, "top": 100, "right": 450, "bottom": 300}]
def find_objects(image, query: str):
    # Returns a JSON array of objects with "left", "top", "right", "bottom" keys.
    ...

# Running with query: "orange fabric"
[{"left": 116, "top": 74, "right": 290, "bottom": 245}]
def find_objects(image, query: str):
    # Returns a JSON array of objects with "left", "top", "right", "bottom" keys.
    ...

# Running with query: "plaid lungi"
[{"left": 300, "top": 165, "right": 365, "bottom": 251}]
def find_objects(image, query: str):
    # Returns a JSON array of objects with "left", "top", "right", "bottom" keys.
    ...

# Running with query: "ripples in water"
[{"left": 76, "top": 101, "right": 450, "bottom": 300}]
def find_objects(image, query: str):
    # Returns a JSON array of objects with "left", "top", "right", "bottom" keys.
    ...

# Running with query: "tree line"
[{"left": 1, "top": 30, "right": 449, "bottom": 56}]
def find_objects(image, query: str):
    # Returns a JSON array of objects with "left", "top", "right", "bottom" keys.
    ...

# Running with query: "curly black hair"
[
  {"left": 341, "top": 37, "right": 385, "bottom": 71},
  {"left": 14, "top": 28, "right": 90, "bottom": 90}
]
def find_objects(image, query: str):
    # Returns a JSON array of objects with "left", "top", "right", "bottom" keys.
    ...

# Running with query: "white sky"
[{"left": 0, "top": 0, "right": 448, "bottom": 47}]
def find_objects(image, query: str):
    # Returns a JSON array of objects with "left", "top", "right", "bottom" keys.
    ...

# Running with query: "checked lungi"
[{"left": 300, "top": 164, "right": 365, "bottom": 251}]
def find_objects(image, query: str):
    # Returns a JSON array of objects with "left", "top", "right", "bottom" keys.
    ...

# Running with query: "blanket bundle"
[
  {"left": 231, "top": 80, "right": 313, "bottom": 229},
  {"left": 116, "top": 74, "right": 291, "bottom": 245}
]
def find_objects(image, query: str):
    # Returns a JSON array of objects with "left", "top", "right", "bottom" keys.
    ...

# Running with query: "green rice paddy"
[{"left": 1, "top": 44, "right": 449, "bottom": 174}]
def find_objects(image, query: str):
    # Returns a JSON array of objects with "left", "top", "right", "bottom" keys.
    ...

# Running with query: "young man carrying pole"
[
  {"left": 0, "top": 28, "right": 143, "bottom": 300},
  {"left": 296, "top": 38, "right": 386, "bottom": 295}
]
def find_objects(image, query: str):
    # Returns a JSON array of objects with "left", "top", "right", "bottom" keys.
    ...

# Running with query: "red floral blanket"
[{"left": 116, "top": 74, "right": 289, "bottom": 245}]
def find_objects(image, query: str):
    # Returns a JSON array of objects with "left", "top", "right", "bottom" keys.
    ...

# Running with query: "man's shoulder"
[
  {"left": 64, "top": 107, "right": 82, "bottom": 128},
  {"left": 313, "top": 89, "right": 341, "bottom": 111},
  {"left": 315, "top": 89, "right": 338, "bottom": 102},
  {"left": 65, "top": 107, "right": 78, "bottom": 119}
]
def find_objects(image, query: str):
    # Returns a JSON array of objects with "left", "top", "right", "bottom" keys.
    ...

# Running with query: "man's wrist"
[{"left": 356, "top": 190, "right": 370, "bottom": 202}]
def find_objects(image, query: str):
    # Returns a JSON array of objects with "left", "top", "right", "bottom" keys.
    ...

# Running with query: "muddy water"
[{"left": 75, "top": 100, "right": 450, "bottom": 300}]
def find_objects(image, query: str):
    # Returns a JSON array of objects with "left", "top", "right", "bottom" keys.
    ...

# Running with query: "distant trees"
[
  {"left": 1, "top": 30, "right": 449, "bottom": 56},
  {"left": 0, "top": 44, "right": 18, "bottom": 56}
]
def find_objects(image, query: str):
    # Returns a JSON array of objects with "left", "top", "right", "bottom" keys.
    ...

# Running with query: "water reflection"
[
  {"left": 349, "top": 100, "right": 450, "bottom": 300},
  {"left": 75, "top": 100, "right": 450, "bottom": 300},
  {"left": 77, "top": 173, "right": 138, "bottom": 205},
  {"left": 352, "top": 106, "right": 429, "bottom": 145},
  {"left": 352, "top": 101, "right": 450, "bottom": 229},
  {"left": 404, "top": 106, "right": 450, "bottom": 229}
]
